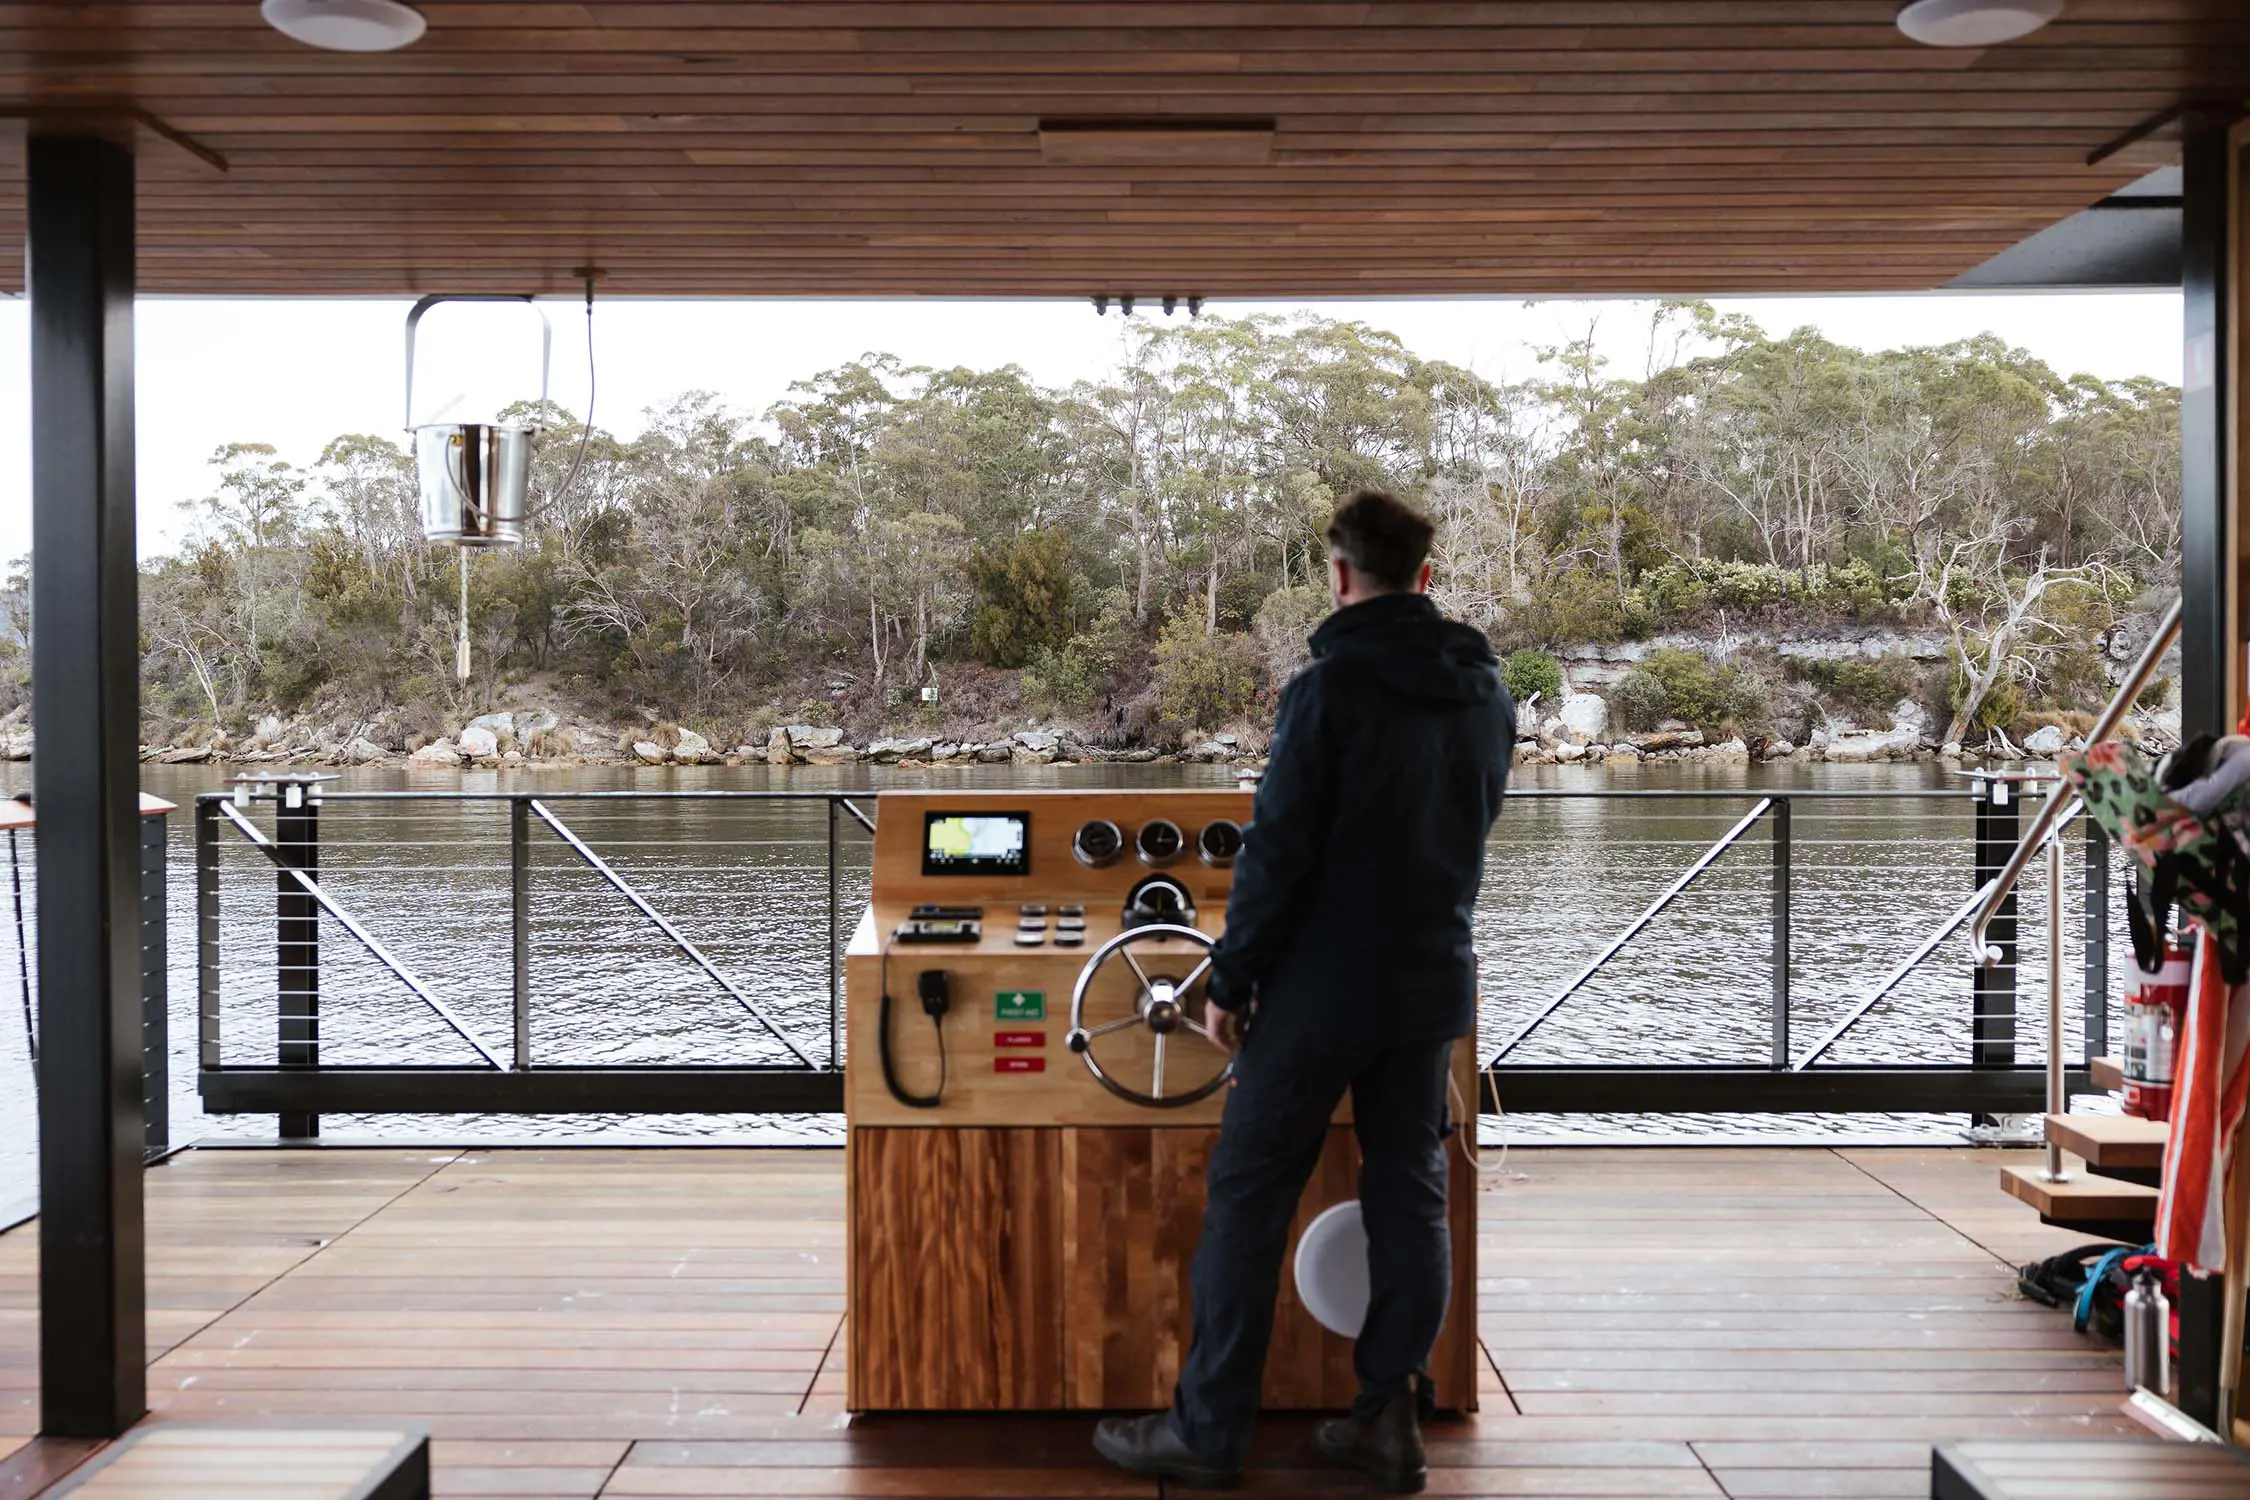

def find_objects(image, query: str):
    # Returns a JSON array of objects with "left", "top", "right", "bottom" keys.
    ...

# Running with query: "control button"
[
  {"left": 995, "top": 1056, "right": 1047, "bottom": 1074},
  {"left": 1018, "top": 916, "right": 1047, "bottom": 931},
  {"left": 1059, "top": 903, "right": 1085, "bottom": 917},
  {"left": 1019, "top": 903, "right": 1047, "bottom": 917},
  {"left": 1013, "top": 930, "right": 1046, "bottom": 947},
  {"left": 994, "top": 1030, "right": 1045, "bottom": 1048},
  {"left": 1054, "top": 931, "right": 1084, "bottom": 947},
  {"left": 1055, "top": 915, "right": 1086, "bottom": 931}
]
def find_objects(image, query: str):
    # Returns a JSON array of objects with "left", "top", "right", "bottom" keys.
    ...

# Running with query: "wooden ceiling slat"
[{"left": 0, "top": 1, "right": 2234, "bottom": 296}]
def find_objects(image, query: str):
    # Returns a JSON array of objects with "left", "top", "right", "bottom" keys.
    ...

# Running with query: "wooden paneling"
[
  {"left": 847, "top": 1127, "right": 1065, "bottom": 1411},
  {"left": 865, "top": 789, "right": 1250, "bottom": 908},
  {"left": 0, "top": 4, "right": 2235, "bottom": 294}
]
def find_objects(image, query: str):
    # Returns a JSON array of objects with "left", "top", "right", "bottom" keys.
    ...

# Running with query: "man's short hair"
[{"left": 1325, "top": 489, "right": 1434, "bottom": 593}]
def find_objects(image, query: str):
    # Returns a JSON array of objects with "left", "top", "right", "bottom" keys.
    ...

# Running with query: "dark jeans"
[{"left": 1169, "top": 1025, "right": 1456, "bottom": 1462}]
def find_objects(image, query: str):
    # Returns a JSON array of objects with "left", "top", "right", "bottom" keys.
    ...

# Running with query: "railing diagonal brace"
[
  {"left": 1488, "top": 797, "right": 1774, "bottom": 1064},
  {"left": 216, "top": 801, "right": 504, "bottom": 1069},
  {"left": 527, "top": 798, "right": 817, "bottom": 1069}
]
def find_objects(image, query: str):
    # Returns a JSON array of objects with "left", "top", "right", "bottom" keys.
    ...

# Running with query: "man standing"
[{"left": 1094, "top": 490, "right": 1515, "bottom": 1493}]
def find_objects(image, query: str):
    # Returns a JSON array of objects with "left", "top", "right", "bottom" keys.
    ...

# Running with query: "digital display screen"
[{"left": 922, "top": 811, "right": 1031, "bottom": 877}]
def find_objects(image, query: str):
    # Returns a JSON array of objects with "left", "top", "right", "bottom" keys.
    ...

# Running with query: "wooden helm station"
[{"left": 844, "top": 788, "right": 1479, "bottom": 1413}]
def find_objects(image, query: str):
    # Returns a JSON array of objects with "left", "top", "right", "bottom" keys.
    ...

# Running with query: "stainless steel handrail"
[
  {"left": 1969, "top": 597, "right": 2180, "bottom": 968},
  {"left": 1963, "top": 595, "right": 2179, "bottom": 1183}
]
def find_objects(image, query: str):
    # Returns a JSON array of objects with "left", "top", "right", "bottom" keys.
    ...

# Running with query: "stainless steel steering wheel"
[{"left": 1065, "top": 923, "right": 1232, "bottom": 1108}]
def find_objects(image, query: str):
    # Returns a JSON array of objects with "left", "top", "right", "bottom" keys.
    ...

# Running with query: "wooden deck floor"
[{"left": 0, "top": 1146, "right": 2134, "bottom": 1498}]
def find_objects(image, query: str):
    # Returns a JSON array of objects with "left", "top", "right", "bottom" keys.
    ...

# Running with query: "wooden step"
[
  {"left": 2045, "top": 1113, "right": 2167, "bottom": 1173},
  {"left": 2000, "top": 1155, "right": 2158, "bottom": 1243},
  {"left": 1935, "top": 1437, "right": 2250, "bottom": 1499},
  {"left": 48, "top": 1424, "right": 429, "bottom": 1499},
  {"left": 2089, "top": 1055, "right": 2124, "bottom": 1091}
]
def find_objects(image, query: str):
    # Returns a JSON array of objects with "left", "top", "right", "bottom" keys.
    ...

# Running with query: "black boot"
[
  {"left": 1092, "top": 1412, "right": 1244, "bottom": 1491},
  {"left": 1313, "top": 1391, "right": 1427, "bottom": 1494}
]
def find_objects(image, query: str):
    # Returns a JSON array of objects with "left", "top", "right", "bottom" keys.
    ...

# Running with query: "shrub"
[
  {"left": 1153, "top": 612, "right": 1259, "bottom": 734},
  {"left": 1252, "top": 584, "right": 1329, "bottom": 683},
  {"left": 2139, "top": 675, "right": 2173, "bottom": 710},
  {"left": 1609, "top": 669, "right": 1670, "bottom": 733},
  {"left": 1798, "top": 651, "right": 1919, "bottom": 726},
  {"left": 1526, "top": 567, "right": 1630, "bottom": 645},
  {"left": 967, "top": 531, "right": 1075, "bottom": 668},
  {"left": 1022, "top": 638, "right": 1110, "bottom": 718},
  {"left": 1619, "top": 647, "right": 1770, "bottom": 736},
  {"left": 1499, "top": 648, "right": 1563, "bottom": 707}
]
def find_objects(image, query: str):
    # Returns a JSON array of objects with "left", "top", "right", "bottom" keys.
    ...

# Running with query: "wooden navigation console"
[{"left": 844, "top": 789, "right": 1478, "bottom": 1413}]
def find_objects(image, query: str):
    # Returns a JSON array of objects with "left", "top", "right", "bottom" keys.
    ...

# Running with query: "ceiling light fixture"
[
  {"left": 1895, "top": 0, "right": 2063, "bottom": 47},
  {"left": 261, "top": 0, "right": 427, "bottom": 52}
]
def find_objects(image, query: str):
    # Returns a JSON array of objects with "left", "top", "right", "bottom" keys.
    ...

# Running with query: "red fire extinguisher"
[{"left": 2122, "top": 944, "right": 2189, "bottom": 1121}]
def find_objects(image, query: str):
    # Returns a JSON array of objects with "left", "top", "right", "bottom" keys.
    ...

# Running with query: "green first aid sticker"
[{"left": 995, "top": 990, "right": 1045, "bottom": 1021}]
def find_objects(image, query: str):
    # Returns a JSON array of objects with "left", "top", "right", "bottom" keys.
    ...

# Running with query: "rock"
[
  {"left": 1604, "top": 747, "right": 1640, "bottom": 765},
  {"left": 1891, "top": 698, "right": 1929, "bottom": 735},
  {"left": 1630, "top": 728, "right": 1704, "bottom": 752},
  {"left": 458, "top": 725, "right": 501, "bottom": 759},
  {"left": 1184, "top": 739, "right": 1233, "bottom": 763},
  {"left": 867, "top": 736, "right": 934, "bottom": 764},
  {"left": 2023, "top": 724, "right": 2067, "bottom": 757},
  {"left": 408, "top": 739, "right": 462, "bottom": 767},
  {"left": 1558, "top": 693, "right": 1608, "bottom": 745},
  {"left": 1212, "top": 732, "right": 1239, "bottom": 747},
  {"left": 931, "top": 742, "right": 961, "bottom": 761},
  {"left": 1824, "top": 726, "right": 1920, "bottom": 763},
  {"left": 158, "top": 745, "right": 212, "bottom": 764},
  {"left": 1711, "top": 737, "right": 1751, "bottom": 762},
  {"left": 801, "top": 745, "right": 860, "bottom": 766},
  {"left": 631, "top": 740, "right": 667, "bottom": 765},
  {"left": 673, "top": 729, "right": 714, "bottom": 764},
  {"left": 1011, "top": 743, "right": 1056, "bottom": 765},
  {"left": 501, "top": 750, "right": 523, "bottom": 765},
  {"left": 765, "top": 726, "right": 793, "bottom": 765},
  {"left": 1013, "top": 729, "right": 1060, "bottom": 753},
  {"left": 786, "top": 725, "right": 844, "bottom": 750},
  {"left": 1554, "top": 742, "right": 1586, "bottom": 763},
  {"left": 1940, "top": 740, "right": 1965, "bottom": 759},
  {"left": 466, "top": 711, "right": 514, "bottom": 740},
  {"left": 252, "top": 713, "right": 284, "bottom": 743},
  {"left": 975, "top": 743, "right": 1013, "bottom": 764},
  {"left": 1762, "top": 738, "right": 1795, "bottom": 761},
  {"left": 513, "top": 709, "right": 558, "bottom": 738},
  {"left": 346, "top": 737, "right": 386, "bottom": 765},
  {"left": 1538, "top": 716, "right": 1564, "bottom": 745}
]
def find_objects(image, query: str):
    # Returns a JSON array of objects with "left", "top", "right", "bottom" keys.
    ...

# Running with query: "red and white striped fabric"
[{"left": 2157, "top": 931, "right": 2250, "bottom": 1270}]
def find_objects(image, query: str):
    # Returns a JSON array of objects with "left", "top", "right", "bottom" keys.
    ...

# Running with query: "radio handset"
[{"left": 878, "top": 928, "right": 950, "bottom": 1109}]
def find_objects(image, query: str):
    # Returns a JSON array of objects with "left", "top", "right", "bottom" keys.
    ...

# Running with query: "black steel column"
[
  {"left": 2179, "top": 124, "right": 2233, "bottom": 742},
  {"left": 1770, "top": 797, "right": 1790, "bottom": 1070},
  {"left": 277, "top": 788, "right": 320, "bottom": 1140},
  {"left": 30, "top": 133, "right": 146, "bottom": 1438},
  {"left": 2081, "top": 817, "right": 2109, "bottom": 1066},
  {"left": 1971, "top": 777, "right": 2020, "bottom": 1073}
]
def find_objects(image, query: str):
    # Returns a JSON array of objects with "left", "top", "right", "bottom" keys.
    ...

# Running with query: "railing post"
[
  {"left": 2043, "top": 829, "right": 2068, "bottom": 1182},
  {"left": 828, "top": 797, "right": 841, "bottom": 1072},
  {"left": 275, "top": 783, "right": 319, "bottom": 1140},
  {"left": 511, "top": 797, "right": 531, "bottom": 1070},
  {"left": 2082, "top": 815, "right": 2110, "bottom": 1066},
  {"left": 1770, "top": 796, "right": 1790, "bottom": 1070},
  {"left": 1969, "top": 773, "right": 2020, "bottom": 1124},
  {"left": 195, "top": 798, "right": 220, "bottom": 1076},
  {"left": 140, "top": 811, "right": 167, "bottom": 1159}
]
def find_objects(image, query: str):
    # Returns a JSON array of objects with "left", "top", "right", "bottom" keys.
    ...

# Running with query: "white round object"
[
  {"left": 1895, "top": 0, "right": 2064, "bottom": 47},
  {"left": 1294, "top": 1200, "right": 1370, "bottom": 1337},
  {"left": 262, "top": 0, "right": 427, "bottom": 51}
]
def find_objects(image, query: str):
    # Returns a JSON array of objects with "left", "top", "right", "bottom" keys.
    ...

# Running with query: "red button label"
[
  {"left": 995, "top": 1031, "right": 1045, "bottom": 1048},
  {"left": 994, "top": 1057, "right": 1046, "bottom": 1074}
]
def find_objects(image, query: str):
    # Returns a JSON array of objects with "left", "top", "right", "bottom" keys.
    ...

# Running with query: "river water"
[{"left": 0, "top": 759, "right": 2114, "bottom": 1213}]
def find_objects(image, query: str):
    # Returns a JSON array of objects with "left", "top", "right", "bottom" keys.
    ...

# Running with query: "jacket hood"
[{"left": 1308, "top": 593, "right": 1502, "bottom": 706}]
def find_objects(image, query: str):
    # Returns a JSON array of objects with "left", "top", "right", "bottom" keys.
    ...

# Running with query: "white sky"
[{"left": 0, "top": 290, "right": 2185, "bottom": 566}]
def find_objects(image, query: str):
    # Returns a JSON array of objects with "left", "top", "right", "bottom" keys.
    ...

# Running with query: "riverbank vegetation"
[{"left": 8, "top": 301, "right": 2178, "bottom": 761}]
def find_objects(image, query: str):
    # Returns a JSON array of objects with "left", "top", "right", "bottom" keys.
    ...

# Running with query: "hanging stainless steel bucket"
[
  {"left": 404, "top": 292, "right": 552, "bottom": 547},
  {"left": 415, "top": 422, "right": 532, "bottom": 547}
]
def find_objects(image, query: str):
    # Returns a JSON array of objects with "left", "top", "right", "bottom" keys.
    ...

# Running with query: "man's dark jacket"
[{"left": 1208, "top": 592, "right": 1515, "bottom": 1045}]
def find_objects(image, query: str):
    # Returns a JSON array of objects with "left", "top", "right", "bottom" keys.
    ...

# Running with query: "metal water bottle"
[{"left": 2124, "top": 1268, "right": 2169, "bottom": 1395}]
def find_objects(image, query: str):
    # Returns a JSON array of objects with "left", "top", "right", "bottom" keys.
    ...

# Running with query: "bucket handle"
[{"left": 404, "top": 293, "right": 553, "bottom": 431}]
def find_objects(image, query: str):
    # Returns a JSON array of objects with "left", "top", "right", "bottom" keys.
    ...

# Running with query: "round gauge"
[
  {"left": 1072, "top": 818, "right": 1124, "bottom": 868},
  {"left": 1135, "top": 818, "right": 1185, "bottom": 867},
  {"left": 1197, "top": 819, "right": 1244, "bottom": 867}
]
